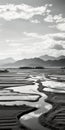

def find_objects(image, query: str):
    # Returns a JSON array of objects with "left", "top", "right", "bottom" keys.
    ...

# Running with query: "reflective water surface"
[{"left": 0, "top": 68, "right": 65, "bottom": 130}]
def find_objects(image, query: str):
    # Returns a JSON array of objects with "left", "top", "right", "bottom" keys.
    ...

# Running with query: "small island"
[
  {"left": 19, "top": 66, "right": 45, "bottom": 69},
  {"left": 0, "top": 69, "right": 9, "bottom": 73},
  {"left": 61, "top": 67, "right": 65, "bottom": 69}
]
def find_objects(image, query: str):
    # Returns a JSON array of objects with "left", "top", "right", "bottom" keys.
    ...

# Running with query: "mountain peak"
[
  {"left": 40, "top": 55, "right": 56, "bottom": 61},
  {"left": 40, "top": 55, "right": 65, "bottom": 61}
]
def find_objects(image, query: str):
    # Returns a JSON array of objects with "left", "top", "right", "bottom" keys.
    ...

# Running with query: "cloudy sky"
[{"left": 0, "top": 0, "right": 65, "bottom": 60}]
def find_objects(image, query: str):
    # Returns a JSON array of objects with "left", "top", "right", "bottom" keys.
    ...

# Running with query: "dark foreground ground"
[
  {"left": 0, "top": 105, "right": 37, "bottom": 130},
  {"left": 39, "top": 87, "right": 65, "bottom": 130}
]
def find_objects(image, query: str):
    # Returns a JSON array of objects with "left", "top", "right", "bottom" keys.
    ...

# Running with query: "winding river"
[
  {"left": 0, "top": 73, "right": 65, "bottom": 130},
  {"left": 5, "top": 74, "right": 52, "bottom": 130}
]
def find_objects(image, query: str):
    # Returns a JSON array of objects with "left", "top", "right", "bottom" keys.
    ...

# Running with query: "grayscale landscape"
[{"left": 0, "top": 0, "right": 65, "bottom": 130}]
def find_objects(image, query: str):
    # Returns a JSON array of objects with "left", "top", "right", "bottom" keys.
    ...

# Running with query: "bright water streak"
[{"left": 5, "top": 75, "right": 52, "bottom": 130}]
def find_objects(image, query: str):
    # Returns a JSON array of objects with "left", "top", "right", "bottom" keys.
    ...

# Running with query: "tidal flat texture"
[
  {"left": 0, "top": 68, "right": 65, "bottom": 130},
  {"left": 39, "top": 74, "right": 65, "bottom": 130},
  {"left": 0, "top": 105, "right": 37, "bottom": 130}
]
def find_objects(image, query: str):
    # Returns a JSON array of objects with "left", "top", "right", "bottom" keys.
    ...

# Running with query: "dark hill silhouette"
[
  {"left": 1, "top": 57, "right": 65, "bottom": 68},
  {"left": 2, "top": 58, "right": 45, "bottom": 68}
]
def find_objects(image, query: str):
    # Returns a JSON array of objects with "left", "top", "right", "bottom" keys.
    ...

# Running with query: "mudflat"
[
  {"left": 0, "top": 105, "right": 37, "bottom": 130},
  {"left": 39, "top": 84, "right": 65, "bottom": 130}
]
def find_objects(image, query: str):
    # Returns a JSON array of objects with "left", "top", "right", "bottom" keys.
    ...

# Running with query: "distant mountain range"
[
  {"left": 40, "top": 55, "right": 65, "bottom": 61},
  {"left": 2, "top": 58, "right": 44, "bottom": 68},
  {"left": 0, "top": 58, "right": 15, "bottom": 66},
  {"left": 0, "top": 55, "right": 65, "bottom": 68},
  {"left": 40, "top": 55, "right": 56, "bottom": 61}
]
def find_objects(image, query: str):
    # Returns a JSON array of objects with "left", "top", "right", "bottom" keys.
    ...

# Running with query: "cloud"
[
  {"left": 1, "top": 31, "right": 65, "bottom": 59},
  {"left": 52, "top": 44, "right": 65, "bottom": 50},
  {"left": 0, "top": 4, "right": 52, "bottom": 21},
  {"left": 56, "top": 23, "right": 65, "bottom": 31},
  {"left": 24, "top": 31, "right": 65, "bottom": 41},
  {"left": 44, "top": 14, "right": 65, "bottom": 23},
  {"left": 24, "top": 32, "right": 44, "bottom": 39},
  {"left": 49, "top": 23, "right": 65, "bottom": 32},
  {"left": 30, "top": 19, "right": 40, "bottom": 23},
  {"left": 44, "top": 14, "right": 65, "bottom": 31},
  {"left": 44, "top": 15, "right": 54, "bottom": 22},
  {"left": 43, "top": 11, "right": 65, "bottom": 32},
  {"left": 24, "top": 31, "right": 65, "bottom": 49},
  {"left": 52, "top": 36, "right": 65, "bottom": 41},
  {"left": 53, "top": 14, "right": 65, "bottom": 23},
  {"left": 44, "top": 13, "right": 65, "bottom": 32},
  {"left": 50, "top": 33, "right": 65, "bottom": 41}
]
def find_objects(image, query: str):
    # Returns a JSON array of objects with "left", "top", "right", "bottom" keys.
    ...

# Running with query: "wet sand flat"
[
  {"left": 39, "top": 92, "right": 65, "bottom": 129},
  {"left": 0, "top": 69, "right": 65, "bottom": 130},
  {"left": 39, "top": 76, "right": 65, "bottom": 130},
  {"left": 0, "top": 105, "right": 37, "bottom": 130}
]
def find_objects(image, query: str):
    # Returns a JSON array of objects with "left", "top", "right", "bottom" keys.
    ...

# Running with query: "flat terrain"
[
  {"left": 0, "top": 105, "right": 37, "bottom": 130},
  {"left": 0, "top": 68, "right": 65, "bottom": 130}
]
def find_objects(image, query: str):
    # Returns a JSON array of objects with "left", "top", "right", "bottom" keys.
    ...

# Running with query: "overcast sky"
[{"left": 0, "top": 0, "right": 65, "bottom": 60}]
